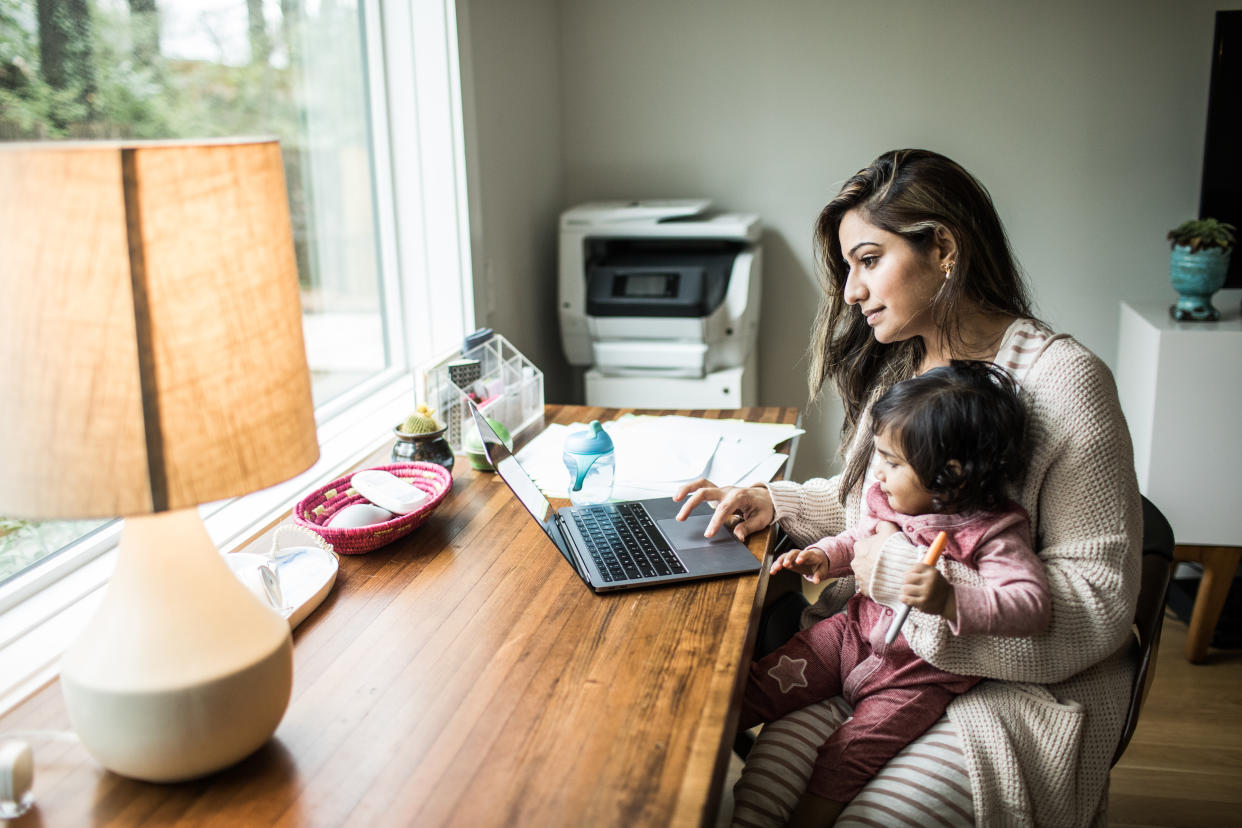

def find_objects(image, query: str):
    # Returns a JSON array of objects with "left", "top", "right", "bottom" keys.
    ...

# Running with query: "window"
[
  {"left": 0, "top": 520, "right": 105, "bottom": 583},
  {"left": 0, "top": 0, "right": 474, "bottom": 705}
]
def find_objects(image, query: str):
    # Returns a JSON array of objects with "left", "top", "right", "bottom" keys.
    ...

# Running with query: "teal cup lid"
[
  {"left": 563, "top": 420, "right": 613, "bottom": 456},
  {"left": 564, "top": 421, "right": 614, "bottom": 492}
]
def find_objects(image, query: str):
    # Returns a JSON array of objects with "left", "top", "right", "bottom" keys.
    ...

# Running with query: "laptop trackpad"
[{"left": 657, "top": 515, "right": 741, "bottom": 549}]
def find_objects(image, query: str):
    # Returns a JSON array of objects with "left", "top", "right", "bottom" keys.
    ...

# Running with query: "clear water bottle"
[{"left": 563, "top": 420, "right": 615, "bottom": 505}]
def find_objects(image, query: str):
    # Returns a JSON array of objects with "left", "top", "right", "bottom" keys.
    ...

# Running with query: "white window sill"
[{"left": 0, "top": 372, "right": 417, "bottom": 716}]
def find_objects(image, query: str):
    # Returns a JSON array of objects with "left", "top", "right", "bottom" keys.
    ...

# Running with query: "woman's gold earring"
[{"left": 942, "top": 260, "right": 956, "bottom": 279}]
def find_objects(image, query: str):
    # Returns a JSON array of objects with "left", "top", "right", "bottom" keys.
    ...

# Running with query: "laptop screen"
[{"left": 469, "top": 402, "right": 554, "bottom": 525}]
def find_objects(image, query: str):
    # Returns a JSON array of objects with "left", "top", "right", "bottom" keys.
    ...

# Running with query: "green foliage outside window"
[
  {"left": 1, "top": 0, "right": 306, "bottom": 140},
  {"left": 0, "top": 0, "right": 329, "bottom": 283},
  {"left": 1, "top": 0, "right": 368, "bottom": 587},
  {"left": 0, "top": 517, "right": 106, "bottom": 581}
]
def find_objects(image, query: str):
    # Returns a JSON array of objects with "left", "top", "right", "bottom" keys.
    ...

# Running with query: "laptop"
[{"left": 469, "top": 402, "right": 761, "bottom": 593}]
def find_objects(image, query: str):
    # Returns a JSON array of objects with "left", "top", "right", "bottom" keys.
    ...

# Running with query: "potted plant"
[
  {"left": 1167, "top": 217, "right": 1236, "bottom": 321},
  {"left": 392, "top": 404, "right": 454, "bottom": 471}
]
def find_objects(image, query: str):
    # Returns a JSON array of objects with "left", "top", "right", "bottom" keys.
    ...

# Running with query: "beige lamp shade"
[{"left": 0, "top": 138, "right": 319, "bottom": 518}]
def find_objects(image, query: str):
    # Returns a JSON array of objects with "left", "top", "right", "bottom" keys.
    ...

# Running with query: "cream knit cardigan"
[{"left": 766, "top": 319, "right": 1142, "bottom": 827}]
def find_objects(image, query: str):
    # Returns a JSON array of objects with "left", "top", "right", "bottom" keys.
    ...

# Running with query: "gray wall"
[
  {"left": 457, "top": 0, "right": 567, "bottom": 399},
  {"left": 461, "top": 0, "right": 1231, "bottom": 480}
]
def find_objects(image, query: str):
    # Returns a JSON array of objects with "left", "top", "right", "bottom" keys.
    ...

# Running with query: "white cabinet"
[{"left": 1116, "top": 297, "right": 1242, "bottom": 546}]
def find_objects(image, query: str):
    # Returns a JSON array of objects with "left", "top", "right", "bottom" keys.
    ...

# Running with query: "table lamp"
[{"left": 0, "top": 138, "right": 320, "bottom": 782}]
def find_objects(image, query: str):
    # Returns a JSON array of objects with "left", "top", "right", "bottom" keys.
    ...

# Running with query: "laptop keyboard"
[{"left": 571, "top": 503, "right": 689, "bottom": 582}]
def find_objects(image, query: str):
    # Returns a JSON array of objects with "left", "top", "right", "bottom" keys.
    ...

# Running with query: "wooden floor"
[{"left": 1109, "top": 613, "right": 1242, "bottom": 827}]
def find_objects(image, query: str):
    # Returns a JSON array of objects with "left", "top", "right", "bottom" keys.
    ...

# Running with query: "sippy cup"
[{"left": 563, "top": 420, "right": 615, "bottom": 505}]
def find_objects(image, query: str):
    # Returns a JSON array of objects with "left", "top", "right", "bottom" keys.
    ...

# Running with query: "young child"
[{"left": 739, "top": 360, "right": 1050, "bottom": 827}]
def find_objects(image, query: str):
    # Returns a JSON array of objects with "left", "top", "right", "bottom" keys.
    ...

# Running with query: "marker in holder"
[{"left": 447, "top": 359, "right": 481, "bottom": 390}]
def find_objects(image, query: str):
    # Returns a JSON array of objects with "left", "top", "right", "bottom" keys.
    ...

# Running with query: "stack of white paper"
[
  {"left": 513, "top": 414, "right": 804, "bottom": 501},
  {"left": 608, "top": 419, "right": 720, "bottom": 500}
]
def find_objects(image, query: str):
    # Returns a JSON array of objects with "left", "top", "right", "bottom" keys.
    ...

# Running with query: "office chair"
[{"left": 1111, "top": 495, "right": 1175, "bottom": 766}]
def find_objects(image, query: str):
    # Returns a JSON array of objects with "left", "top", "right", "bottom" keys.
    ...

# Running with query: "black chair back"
[{"left": 1111, "top": 495, "right": 1175, "bottom": 766}]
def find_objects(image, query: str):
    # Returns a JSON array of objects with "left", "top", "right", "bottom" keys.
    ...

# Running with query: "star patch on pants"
[{"left": 767, "top": 654, "right": 808, "bottom": 693}]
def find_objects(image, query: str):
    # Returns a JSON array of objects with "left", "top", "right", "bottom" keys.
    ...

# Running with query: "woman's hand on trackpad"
[{"left": 672, "top": 478, "right": 775, "bottom": 542}]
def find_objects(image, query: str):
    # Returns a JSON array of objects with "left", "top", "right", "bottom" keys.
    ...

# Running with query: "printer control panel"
[
  {"left": 584, "top": 239, "right": 739, "bottom": 319},
  {"left": 613, "top": 272, "right": 679, "bottom": 299}
]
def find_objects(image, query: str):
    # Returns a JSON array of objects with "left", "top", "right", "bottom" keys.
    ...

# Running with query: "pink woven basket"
[{"left": 293, "top": 462, "right": 453, "bottom": 554}]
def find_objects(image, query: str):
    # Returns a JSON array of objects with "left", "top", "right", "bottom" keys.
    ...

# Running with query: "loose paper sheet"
[{"left": 514, "top": 415, "right": 803, "bottom": 500}]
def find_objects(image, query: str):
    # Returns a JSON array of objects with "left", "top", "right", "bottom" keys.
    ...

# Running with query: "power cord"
[{"left": 0, "top": 730, "right": 78, "bottom": 819}]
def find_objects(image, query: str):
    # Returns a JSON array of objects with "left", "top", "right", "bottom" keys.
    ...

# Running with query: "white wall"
[
  {"left": 463, "top": 0, "right": 1231, "bottom": 480},
  {"left": 456, "top": 0, "right": 569, "bottom": 398}
]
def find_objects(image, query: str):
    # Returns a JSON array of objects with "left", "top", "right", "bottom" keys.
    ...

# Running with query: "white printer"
[{"left": 558, "top": 200, "right": 762, "bottom": 408}]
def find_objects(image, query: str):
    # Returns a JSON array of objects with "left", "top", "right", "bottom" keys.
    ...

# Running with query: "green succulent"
[
  {"left": 1167, "top": 218, "right": 1236, "bottom": 253},
  {"left": 399, "top": 404, "right": 441, "bottom": 435}
]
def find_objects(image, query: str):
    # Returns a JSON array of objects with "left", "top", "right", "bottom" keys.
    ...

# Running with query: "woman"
[{"left": 675, "top": 149, "right": 1141, "bottom": 827}]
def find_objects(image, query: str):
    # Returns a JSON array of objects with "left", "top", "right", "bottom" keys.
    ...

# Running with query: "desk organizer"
[
  {"left": 423, "top": 333, "right": 545, "bottom": 452},
  {"left": 293, "top": 462, "right": 452, "bottom": 554}
]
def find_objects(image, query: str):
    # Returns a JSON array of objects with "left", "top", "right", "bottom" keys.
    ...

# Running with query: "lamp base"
[
  {"left": 61, "top": 640, "right": 290, "bottom": 782},
  {"left": 60, "top": 509, "right": 293, "bottom": 782}
]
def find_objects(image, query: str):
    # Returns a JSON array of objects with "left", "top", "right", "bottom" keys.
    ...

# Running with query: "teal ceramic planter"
[{"left": 1169, "top": 244, "right": 1231, "bottom": 321}]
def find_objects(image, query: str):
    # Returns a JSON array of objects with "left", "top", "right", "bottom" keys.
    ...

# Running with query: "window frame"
[{"left": 0, "top": 0, "right": 475, "bottom": 715}]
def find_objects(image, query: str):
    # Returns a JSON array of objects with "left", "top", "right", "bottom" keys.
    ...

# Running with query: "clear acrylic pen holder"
[{"left": 423, "top": 334, "right": 545, "bottom": 452}]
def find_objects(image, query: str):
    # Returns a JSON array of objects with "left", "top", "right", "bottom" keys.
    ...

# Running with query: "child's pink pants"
[{"left": 739, "top": 594, "right": 979, "bottom": 801}]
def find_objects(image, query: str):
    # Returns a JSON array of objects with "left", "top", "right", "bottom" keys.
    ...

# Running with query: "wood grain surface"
[
  {"left": 0, "top": 405, "right": 799, "bottom": 827},
  {"left": 1169, "top": 545, "right": 1242, "bottom": 663},
  {"left": 1108, "top": 610, "right": 1242, "bottom": 827}
]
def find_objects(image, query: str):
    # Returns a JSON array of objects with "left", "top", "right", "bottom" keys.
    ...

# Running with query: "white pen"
[{"left": 885, "top": 531, "right": 948, "bottom": 645}]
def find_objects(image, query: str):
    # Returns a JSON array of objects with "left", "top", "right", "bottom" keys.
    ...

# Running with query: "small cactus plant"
[{"left": 399, "top": 404, "right": 441, "bottom": 435}]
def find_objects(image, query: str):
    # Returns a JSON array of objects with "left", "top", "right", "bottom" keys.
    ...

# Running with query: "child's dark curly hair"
[{"left": 870, "top": 360, "right": 1026, "bottom": 513}]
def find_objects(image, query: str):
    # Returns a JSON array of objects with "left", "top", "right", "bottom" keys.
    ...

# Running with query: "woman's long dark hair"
[{"left": 809, "top": 149, "right": 1035, "bottom": 501}]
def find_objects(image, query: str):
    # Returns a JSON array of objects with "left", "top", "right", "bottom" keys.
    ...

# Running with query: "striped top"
[{"left": 994, "top": 317, "right": 1066, "bottom": 379}]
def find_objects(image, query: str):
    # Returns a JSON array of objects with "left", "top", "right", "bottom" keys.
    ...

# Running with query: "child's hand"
[
  {"left": 851, "top": 521, "right": 901, "bottom": 597},
  {"left": 770, "top": 547, "right": 832, "bottom": 583},
  {"left": 901, "top": 563, "right": 956, "bottom": 619}
]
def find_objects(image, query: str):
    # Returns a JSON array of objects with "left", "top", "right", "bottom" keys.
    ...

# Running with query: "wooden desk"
[
  {"left": 1172, "top": 544, "right": 1242, "bottom": 663},
  {"left": 0, "top": 404, "right": 799, "bottom": 826}
]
